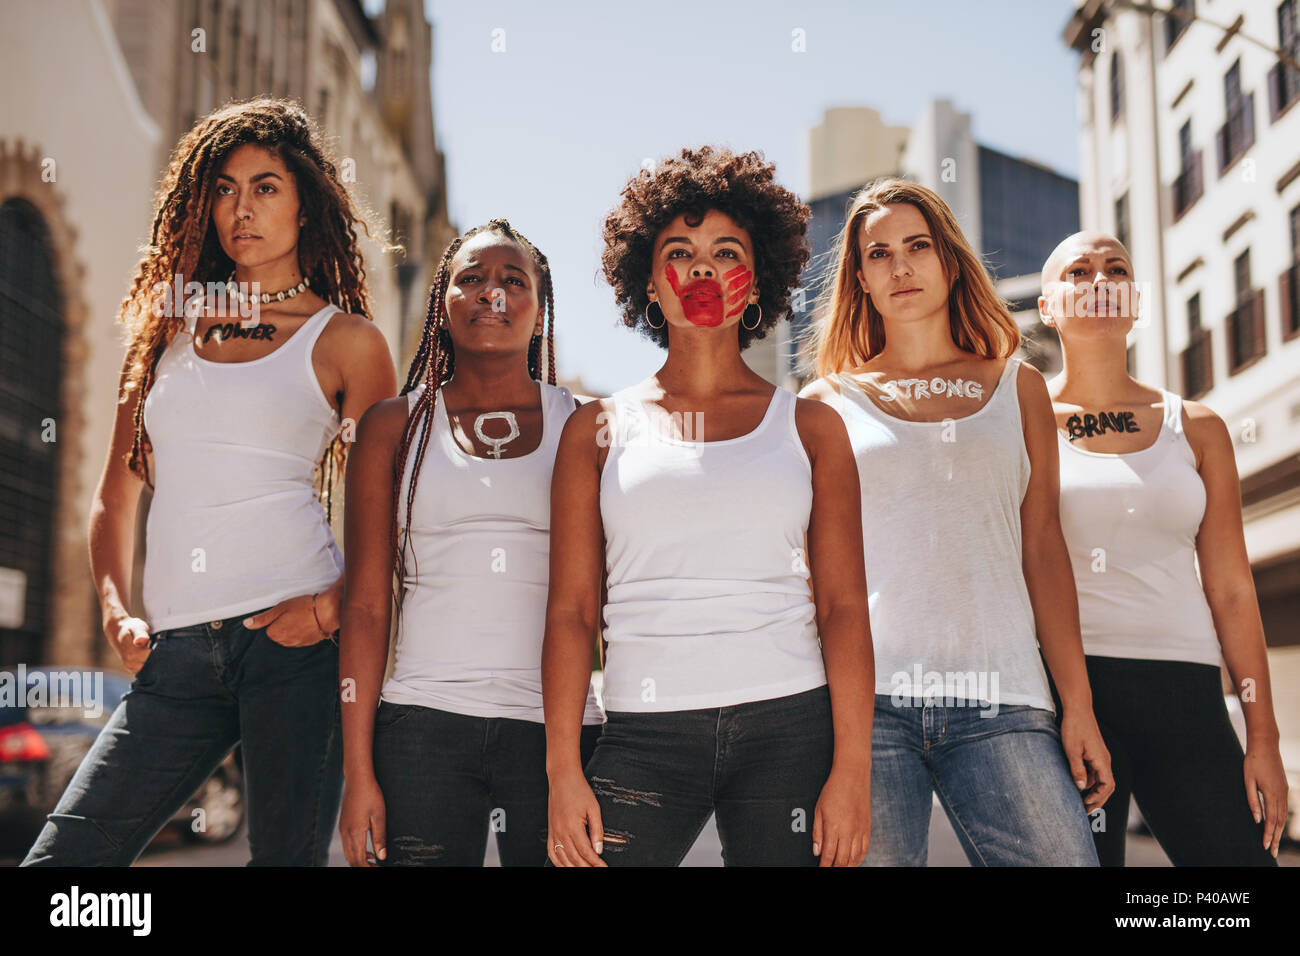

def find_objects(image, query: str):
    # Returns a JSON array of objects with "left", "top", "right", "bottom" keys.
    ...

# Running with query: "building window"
[
  {"left": 1217, "top": 60, "right": 1257, "bottom": 175},
  {"left": 0, "top": 199, "right": 62, "bottom": 666},
  {"left": 1269, "top": 0, "right": 1300, "bottom": 120},
  {"left": 1229, "top": 249, "right": 1266, "bottom": 372},
  {"left": 1234, "top": 249, "right": 1251, "bottom": 303},
  {"left": 1182, "top": 293, "right": 1212, "bottom": 398},
  {"left": 1282, "top": 203, "right": 1300, "bottom": 340},
  {"left": 1172, "top": 119, "right": 1203, "bottom": 219},
  {"left": 1110, "top": 53, "right": 1125, "bottom": 122},
  {"left": 1166, "top": 0, "right": 1194, "bottom": 51},
  {"left": 1114, "top": 192, "right": 1130, "bottom": 250}
]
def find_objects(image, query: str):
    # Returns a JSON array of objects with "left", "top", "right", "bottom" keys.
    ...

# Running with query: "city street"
[{"left": 124, "top": 797, "right": 1300, "bottom": 867}]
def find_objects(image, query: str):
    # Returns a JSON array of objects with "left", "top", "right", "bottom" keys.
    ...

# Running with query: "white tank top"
[
  {"left": 825, "top": 358, "right": 1055, "bottom": 713},
  {"left": 1057, "top": 391, "right": 1222, "bottom": 666},
  {"left": 381, "top": 382, "right": 603, "bottom": 724},
  {"left": 141, "top": 304, "right": 345, "bottom": 632},
  {"left": 597, "top": 385, "right": 828, "bottom": 713}
]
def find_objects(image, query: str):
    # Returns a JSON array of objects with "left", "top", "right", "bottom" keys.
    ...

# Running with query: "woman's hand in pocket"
[
  {"left": 243, "top": 593, "right": 334, "bottom": 647},
  {"left": 340, "top": 772, "right": 387, "bottom": 867},
  {"left": 106, "top": 615, "right": 152, "bottom": 675}
]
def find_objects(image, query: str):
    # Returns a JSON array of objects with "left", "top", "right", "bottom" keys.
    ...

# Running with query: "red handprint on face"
[{"left": 662, "top": 263, "right": 753, "bottom": 328}]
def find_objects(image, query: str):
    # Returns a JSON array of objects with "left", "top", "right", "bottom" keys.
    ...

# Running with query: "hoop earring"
[
  {"left": 741, "top": 302, "right": 762, "bottom": 331},
  {"left": 645, "top": 300, "right": 666, "bottom": 329}
]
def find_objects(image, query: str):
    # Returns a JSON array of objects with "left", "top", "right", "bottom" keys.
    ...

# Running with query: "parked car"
[{"left": 0, "top": 665, "right": 244, "bottom": 860}]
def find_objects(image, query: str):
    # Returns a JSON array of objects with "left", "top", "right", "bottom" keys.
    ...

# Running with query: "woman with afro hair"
[
  {"left": 543, "top": 146, "right": 874, "bottom": 866},
  {"left": 338, "top": 220, "right": 603, "bottom": 867},
  {"left": 23, "top": 98, "right": 397, "bottom": 866}
]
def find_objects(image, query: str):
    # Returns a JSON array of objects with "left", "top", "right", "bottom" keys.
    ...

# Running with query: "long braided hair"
[
  {"left": 118, "top": 97, "right": 390, "bottom": 522},
  {"left": 391, "top": 219, "right": 557, "bottom": 625}
]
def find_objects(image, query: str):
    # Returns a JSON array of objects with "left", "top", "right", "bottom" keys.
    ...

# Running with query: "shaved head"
[{"left": 1040, "top": 230, "right": 1133, "bottom": 290}]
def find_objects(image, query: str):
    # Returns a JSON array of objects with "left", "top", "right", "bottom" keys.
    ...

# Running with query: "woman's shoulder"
[
  {"left": 317, "top": 308, "right": 386, "bottom": 348},
  {"left": 356, "top": 391, "right": 419, "bottom": 447},
  {"left": 797, "top": 374, "right": 845, "bottom": 404},
  {"left": 1180, "top": 397, "right": 1230, "bottom": 468}
]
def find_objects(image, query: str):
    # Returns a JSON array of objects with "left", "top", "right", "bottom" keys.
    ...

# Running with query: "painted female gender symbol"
[{"left": 473, "top": 411, "right": 521, "bottom": 458}]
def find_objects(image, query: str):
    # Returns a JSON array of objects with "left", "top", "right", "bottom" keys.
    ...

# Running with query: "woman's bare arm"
[
  {"left": 339, "top": 396, "right": 408, "bottom": 781},
  {"left": 1187, "top": 401, "right": 1288, "bottom": 855},
  {"left": 88, "top": 353, "right": 150, "bottom": 672},
  {"left": 1016, "top": 363, "right": 1114, "bottom": 811},
  {"left": 542, "top": 400, "right": 609, "bottom": 866},
  {"left": 796, "top": 395, "right": 874, "bottom": 867},
  {"left": 543, "top": 401, "right": 606, "bottom": 774}
]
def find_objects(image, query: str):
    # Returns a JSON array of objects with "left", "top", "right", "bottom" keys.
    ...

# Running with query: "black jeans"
[
  {"left": 1068, "top": 656, "right": 1276, "bottom": 867},
  {"left": 22, "top": 610, "right": 343, "bottom": 866},
  {"left": 372, "top": 701, "right": 601, "bottom": 866},
  {"left": 582, "top": 684, "right": 834, "bottom": 866}
]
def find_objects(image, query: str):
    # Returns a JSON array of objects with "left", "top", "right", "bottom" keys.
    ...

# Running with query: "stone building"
[{"left": 0, "top": 0, "right": 455, "bottom": 667}]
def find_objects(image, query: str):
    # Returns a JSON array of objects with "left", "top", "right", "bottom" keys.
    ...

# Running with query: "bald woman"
[{"left": 1038, "top": 231, "right": 1286, "bottom": 865}]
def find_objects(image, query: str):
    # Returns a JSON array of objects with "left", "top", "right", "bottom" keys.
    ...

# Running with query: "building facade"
[
  {"left": 0, "top": 0, "right": 455, "bottom": 667},
  {"left": 1065, "top": 0, "right": 1300, "bottom": 773}
]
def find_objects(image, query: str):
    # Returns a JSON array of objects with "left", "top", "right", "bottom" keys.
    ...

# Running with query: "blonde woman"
[{"left": 799, "top": 178, "right": 1111, "bottom": 865}]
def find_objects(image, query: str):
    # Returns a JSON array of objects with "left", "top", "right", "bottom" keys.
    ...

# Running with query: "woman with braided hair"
[
  {"left": 338, "top": 219, "right": 603, "bottom": 867},
  {"left": 22, "top": 98, "right": 398, "bottom": 866}
]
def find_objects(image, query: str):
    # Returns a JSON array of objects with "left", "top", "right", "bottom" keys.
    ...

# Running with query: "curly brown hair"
[
  {"left": 118, "top": 97, "right": 391, "bottom": 521},
  {"left": 600, "top": 145, "right": 810, "bottom": 350}
]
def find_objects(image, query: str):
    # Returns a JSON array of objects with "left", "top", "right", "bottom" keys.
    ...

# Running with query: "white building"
[{"left": 1066, "top": 0, "right": 1300, "bottom": 782}]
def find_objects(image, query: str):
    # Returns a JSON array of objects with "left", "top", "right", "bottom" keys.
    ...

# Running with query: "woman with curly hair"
[
  {"left": 338, "top": 219, "right": 603, "bottom": 867},
  {"left": 800, "top": 178, "right": 1111, "bottom": 865},
  {"left": 544, "top": 146, "right": 873, "bottom": 867},
  {"left": 22, "top": 98, "right": 397, "bottom": 866}
]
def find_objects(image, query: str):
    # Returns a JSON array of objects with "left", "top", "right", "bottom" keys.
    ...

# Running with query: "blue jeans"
[
  {"left": 865, "top": 694, "right": 1098, "bottom": 866},
  {"left": 372, "top": 701, "right": 602, "bottom": 866},
  {"left": 21, "top": 610, "right": 342, "bottom": 866},
  {"left": 582, "top": 684, "right": 834, "bottom": 866}
]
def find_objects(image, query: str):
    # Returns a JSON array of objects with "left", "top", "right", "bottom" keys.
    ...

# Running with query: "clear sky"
[{"left": 412, "top": 0, "right": 1082, "bottom": 394}]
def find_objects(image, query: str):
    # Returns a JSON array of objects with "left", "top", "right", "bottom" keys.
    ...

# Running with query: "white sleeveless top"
[
  {"left": 1057, "top": 391, "right": 1222, "bottom": 666},
  {"left": 825, "top": 358, "right": 1055, "bottom": 713},
  {"left": 597, "top": 385, "right": 828, "bottom": 713},
  {"left": 381, "top": 382, "right": 603, "bottom": 724},
  {"left": 141, "top": 304, "right": 345, "bottom": 632}
]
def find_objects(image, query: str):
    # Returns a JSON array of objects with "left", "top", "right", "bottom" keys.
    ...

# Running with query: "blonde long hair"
[{"left": 806, "top": 178, "right": 1020, "bottom": 379}]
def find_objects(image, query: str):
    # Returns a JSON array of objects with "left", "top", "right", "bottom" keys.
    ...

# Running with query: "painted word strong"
[{"left": 878, "top": 378, "right": 984, "bottom": 402}]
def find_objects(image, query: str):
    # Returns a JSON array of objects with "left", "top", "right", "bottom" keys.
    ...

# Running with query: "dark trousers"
[
  {"left": 1059, "top": 656, "right": 1276, "bottom": 867},
  {"left": 22, "top": 610, "right": 343, "bottom": 866},
  {"left": 372, "top": 700, "right": 602, "bottom": 866},
  {"left": 582, "top": 684, "right": 834, "bottom": 866}
]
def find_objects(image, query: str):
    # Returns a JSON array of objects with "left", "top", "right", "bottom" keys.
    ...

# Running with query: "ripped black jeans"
[
  {"left": 371, "top": 700, "right": 601, "bottom": 866},
  {"left": 583, "top": 684, "right": 834, "bottom": 866}
]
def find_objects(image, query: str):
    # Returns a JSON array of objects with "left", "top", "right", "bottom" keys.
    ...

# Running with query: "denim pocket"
[
  {"left": 131, "top": 635, "right": 164, "bottom": 685},
  {"left": 373, "top": 700, "right": 416, "bottom": 732}
]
